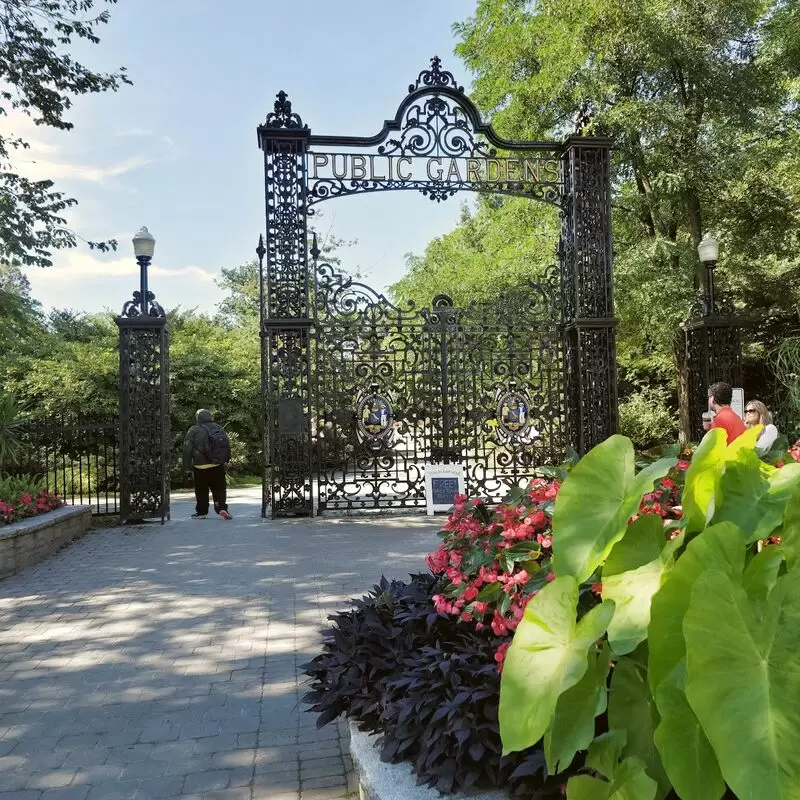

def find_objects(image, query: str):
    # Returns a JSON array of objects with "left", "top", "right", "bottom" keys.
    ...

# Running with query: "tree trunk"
[{"left": 674, "top": 327, "right": 691, "bottom": 446}]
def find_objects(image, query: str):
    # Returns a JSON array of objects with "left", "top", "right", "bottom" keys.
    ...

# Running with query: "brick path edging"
[{"left": 0, "top": 505, "right": 91, "bottom": 579}]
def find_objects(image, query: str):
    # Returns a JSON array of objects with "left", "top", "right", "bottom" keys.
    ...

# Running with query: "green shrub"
[{"left": 618, "top": 385, "right": 676, "bottom": 450}]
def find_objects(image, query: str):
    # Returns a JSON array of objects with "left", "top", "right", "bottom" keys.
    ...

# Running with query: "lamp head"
[
  {"left": 132, "top": 226, "right": 156, "bottom": 259},
  {"left": 697, "top": 232, "right": 719, "bottom": 264}
]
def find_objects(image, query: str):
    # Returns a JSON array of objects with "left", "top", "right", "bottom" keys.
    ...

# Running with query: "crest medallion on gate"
[
  {"left": 356, "top": 390, "right": 393, "bottom": 446},
  {"left": 496, "top": 385, "right": 536, "bottom": 442}
]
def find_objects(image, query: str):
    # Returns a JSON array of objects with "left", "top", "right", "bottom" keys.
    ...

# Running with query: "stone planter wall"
[
  {"left": 349, "top": 721, "right": 507, "bottom": 800},
  {"left": 0, "top": 505, "right": 91, "bottom": 579}
]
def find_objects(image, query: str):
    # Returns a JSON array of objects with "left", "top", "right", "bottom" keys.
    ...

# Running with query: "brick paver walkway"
[{"left": 0, "top": 488, "right": 438, "bottom": 800}]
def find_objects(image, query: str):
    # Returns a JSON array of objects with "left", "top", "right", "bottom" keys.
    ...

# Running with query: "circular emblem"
[
  {"left": 497, "top": 391, "right": 530, "bottom": 436},
  {"left": 356, "top": 393, "right": 393, "bottom": 441}
]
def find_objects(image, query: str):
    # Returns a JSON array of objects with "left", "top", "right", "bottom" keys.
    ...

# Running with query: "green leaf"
[
  {"left": 566, "top": 775, "right": 613, "bottom": 800},
  {"left": 682, "top": 428, "right": 727, "bottom": 531},
  {"left": 647, "top": 524, "right": 744, "bottom": 798},
  {"left": 652, "top": 663, "right": 725, "bottom": 800},
  {"left": 683, "top": 426, "right": 764, "bottom": 532},
  {"left": 608, "top": 658, "right": 670, "bottom": 797},
  {"left": 602, "top": 516, "right": 679, "bottom": 656},
  {"left": 586, "top": 730, "right": 628, "bottom": 778},
  {"left": 782, "top": 483, "right": 800, "bottom": 572},
  {"left": 684, "top": 571, "right": 800, "bottom": 799},
  {"left": 553, "top": 435, "right": 674, "bottom": 582},
  {"left": 648, "top": 522, "right": 745, "bottom": 696},
  {"left": 499, "top": 576, "right": 615, "bottom": 755},
  {"left": 476, "top": 581, "right": 503, "bottom": 602},
  {"left": 712, "top": 449, "right": 800, "bottom": 544},
  {"left": 567, "top": 753, "right": 658, "bottom": 800},
  {"left": 743, "top": 546, "right": 784, "bottom": 612},
  {"left": 545, "top": 643, "right": 611, "bottom": 773}
]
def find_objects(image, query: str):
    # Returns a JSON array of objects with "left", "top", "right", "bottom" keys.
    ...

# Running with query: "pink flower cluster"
[
  {"left": 426, "top": 479, "right": 560, "bottom": 671},
  {"left": 0, "top": 489, "right": 63, "bottom": 525},
  {"left": 631, "top": 456, "right": 690, "bottom": 528}
]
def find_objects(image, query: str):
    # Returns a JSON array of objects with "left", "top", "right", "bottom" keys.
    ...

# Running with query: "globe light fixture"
[
  {"left": 697, "top": 232, "right": 719, "bottom": 265},
  {"left": 697, "top": 232, "right": 719, "bottom": 315},
  {"left": 132, "top": 226, "right": 156, "bottom": 259}
]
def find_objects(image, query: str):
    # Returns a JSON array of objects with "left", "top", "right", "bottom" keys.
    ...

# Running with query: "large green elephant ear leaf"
[
  {"left": 545, "top": 643, "right": 611, "bottom": 774},
  {"left": 602, "top": 516, "right": 682, "bottom": 656},
  {"left": 684, "top": 570, "right": 800, "bottom": 799},
  {"left": 647, "top": 523, "right": 743, "bottom": 799},
  {"left": 567, "top": 733, "right": 658, "bottom": 800},
  {"left": 742, "top": 545, "right": 784, "bottom": 614},
  {"left": 782, "top": 483, "right": 800, "bottom": 572},
  {"left": 609, "top": 657, "right": 670, "bottom": 798},
  {"left": 648, "top": 522, "right": 745, "bottom": 695},
  {"left": 712, "top": 448, "right": 800, "bottom": 544},
  {"left": 653, "top": 663, "right": 725, "bottom": 800},
  {"left": 499, "top": 576, "right": 615, "bottom": 755},
  {"left": 682, "top": 426, "right": 763, "bottom": 532},
  {"left": 553, "top": 434, "right": 674, "bottom": 582},
  {"left": 682, "top": 429, "right": 727, "bottom": 531}
]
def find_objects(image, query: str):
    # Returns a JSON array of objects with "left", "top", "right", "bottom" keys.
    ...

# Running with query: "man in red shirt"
[{"left": 707, "top": 381, "right": 746, "bottom": 444}]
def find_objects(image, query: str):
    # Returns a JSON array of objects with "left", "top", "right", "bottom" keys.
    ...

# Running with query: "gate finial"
[
  {"left": 410, "top": 55, "right": 464, "bottom": 93},
  {"left": 264, "top": 90, "right": 307, "bottom": 130}
]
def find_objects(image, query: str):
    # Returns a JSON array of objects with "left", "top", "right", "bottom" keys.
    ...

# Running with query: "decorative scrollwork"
[
  {"left": 120, "top": 290, "right": 165, "bottom": 319},
  {"left": 264, "top": 90, "right": 307, "bottom": 130},
  {"left": 379, "top": 94, "right": 495, "bottom": 158},
  {"left": 315, "top": 261, "right": 418, "bottom": 324},
  {"left": 410, "top": 55, "right": 464, "bottom": 93},
  {"left": 307, "top": 176, "right": 561, "bottom": 207}
]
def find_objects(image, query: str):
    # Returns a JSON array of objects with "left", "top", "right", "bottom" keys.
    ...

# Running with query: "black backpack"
[{"left": 201, "top": 423, "right": 231, "bottom": 465}]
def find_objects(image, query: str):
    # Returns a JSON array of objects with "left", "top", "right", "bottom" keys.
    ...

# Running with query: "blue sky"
[{"left": 12, "top": 0, "right": 474, "bottom": 317}]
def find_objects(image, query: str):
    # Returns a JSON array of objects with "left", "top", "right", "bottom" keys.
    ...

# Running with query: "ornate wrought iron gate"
[
  {"left": 311, "top": 261, "right": 564, "bottom": 511},
  {"left": 257, "top": 57, "right": 617, "bottom": 517}
]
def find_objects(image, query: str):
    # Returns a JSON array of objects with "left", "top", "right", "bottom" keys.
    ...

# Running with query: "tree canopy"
[
  {"left": 0, "top": 0, "right": 130, "bottom": 268},
  {"left": 392, "top": 0, "right": 800, "bottom": 444}
]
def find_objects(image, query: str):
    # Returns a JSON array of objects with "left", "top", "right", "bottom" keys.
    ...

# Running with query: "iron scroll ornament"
[{"left": 120, "top": 290, "right": 165, "bottom": 319}]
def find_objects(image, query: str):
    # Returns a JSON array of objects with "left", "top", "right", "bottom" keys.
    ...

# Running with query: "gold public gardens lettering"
[{"left": 309, "top": 153, "right": 561, "bottom": 185}]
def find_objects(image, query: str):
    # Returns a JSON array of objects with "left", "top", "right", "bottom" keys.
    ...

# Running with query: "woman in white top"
[{"left": 744, "top": 400, "right": 779, "bottom": 454}]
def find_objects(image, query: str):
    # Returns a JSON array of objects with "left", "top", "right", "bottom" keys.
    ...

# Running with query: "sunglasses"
[{"left": 745, "top": 408, "right": 758, "bottom": 413}]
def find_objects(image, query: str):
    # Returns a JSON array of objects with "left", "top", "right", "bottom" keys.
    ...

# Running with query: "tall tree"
[
  {"left": 447, "top": 0, "right": 800, "bottom": 439},
  {"left": 0, "top": 0, "right": 130, "bottom": 268}
]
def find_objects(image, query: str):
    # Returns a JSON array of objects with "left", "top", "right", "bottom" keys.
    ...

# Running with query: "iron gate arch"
[{"left": 257, "top": 57, "right": 617, "bottom": 517}]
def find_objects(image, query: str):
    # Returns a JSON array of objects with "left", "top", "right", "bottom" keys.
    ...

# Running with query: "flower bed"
[
  {"left": 305, "top": 426, "right": 800, "bottom": 798},
  {"left": 0, "top": 475, "right": 63, "bottom": 525}
]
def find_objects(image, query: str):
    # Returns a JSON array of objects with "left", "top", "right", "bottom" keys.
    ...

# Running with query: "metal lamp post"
[
  {"left": 116, "top": 226, "right": 170, "bottom": 524},
  {"left": 682, "top": 231, "right": 742, "bottom": 441},
  {"left": 133, "top": 226, "right": 156, "bottom": 316}
]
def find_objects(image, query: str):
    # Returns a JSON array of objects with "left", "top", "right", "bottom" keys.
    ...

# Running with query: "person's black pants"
[{"left": 193, "top": 466, "right": 227, "bottom": 514}]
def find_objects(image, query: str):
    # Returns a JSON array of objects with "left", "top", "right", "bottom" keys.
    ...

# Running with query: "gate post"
[
  {"left": 560, "top": 136, "right": 618, "bottom": 455},
  {"left": 682, "top": 317, "right": 742, "bottom": 442},
  {"left": 257, "top": 92, "right": 313, "bottom": 517},
  {"left": 115, "top": 228, "right": 170, "bottom": 524}
]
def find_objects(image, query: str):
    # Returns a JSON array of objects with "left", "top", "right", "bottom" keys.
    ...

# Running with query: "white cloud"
[
  {"left": 113, "top": 128, "right": 153, "bottom": 138},
  {"left": 34, "top": 251, "right": 217, "bottom": 283},
  {"left": 2, "top": 108, "right": 164, "bottom": 184},
  {"left": 14, "top": 154, "right": 156, "bottom": 184}
]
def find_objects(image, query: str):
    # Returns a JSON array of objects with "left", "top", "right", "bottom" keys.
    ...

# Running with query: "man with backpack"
[{"left": 183, "top": 409, "right": 232, "bottom": 520}]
